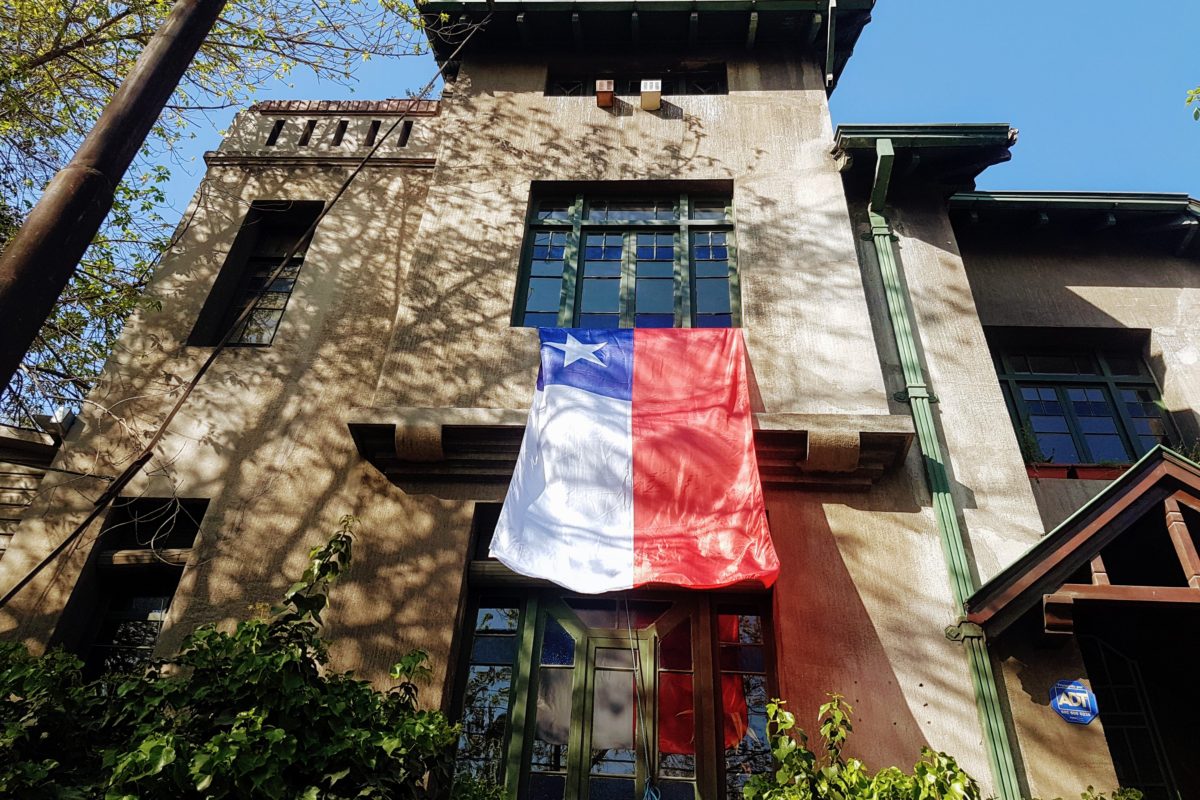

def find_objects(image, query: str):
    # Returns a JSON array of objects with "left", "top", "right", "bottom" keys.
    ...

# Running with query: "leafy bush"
[
  {"left": 0, "top": 515, "right": 465, "bottom": 799},
  {"left": 743, "top": 695, "right": 1141, "bottom": 800}
]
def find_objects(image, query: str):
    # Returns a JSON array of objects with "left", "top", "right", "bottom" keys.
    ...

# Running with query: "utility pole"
[{"left": 0, "top": 0, "right": 227, "bottom": 395}]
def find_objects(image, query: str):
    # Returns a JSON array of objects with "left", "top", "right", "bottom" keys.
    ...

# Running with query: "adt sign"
[{"left": 1050, "top": 680, "right": 1099, "bottom": 725}]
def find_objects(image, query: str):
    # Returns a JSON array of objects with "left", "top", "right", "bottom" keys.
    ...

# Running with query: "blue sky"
[{"left": 160, "top": 1, "right": 1198, "bottom": 214}]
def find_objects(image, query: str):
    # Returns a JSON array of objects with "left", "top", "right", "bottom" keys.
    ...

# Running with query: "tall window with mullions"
[
  {"left": 452, "top": 591, "right": 773, "bottom": 800},
  {"left": 188, "top": 200, "right": 323, "bottom": 347},
  {"left": 990, "top": 337, "right": 1176, "bottom": 465},
  {"left": 516, "top": 191, "right": 739, "bottom": 329}
]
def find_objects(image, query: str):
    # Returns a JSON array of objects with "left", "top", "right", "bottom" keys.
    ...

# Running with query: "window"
[
  {"left": 453, "top": 592, "right": 773, "bottom": 800},
  {"left": 546, "top": 66, "right": 727, "bottom": 97},
  {"left": 58, "top": 498, "right": 207, "bottom": 677},
  {"left": 516, "top": 191, "right": 739, "bottom": 329},
  {"left": 188, "top": 201, "right": 323, "bottom": 347},
  {"left": 993, "top": 340, "right": 1174, "bottom": 465}
]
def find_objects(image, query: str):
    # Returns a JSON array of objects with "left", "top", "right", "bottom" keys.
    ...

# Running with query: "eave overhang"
[
  {"left": 347, "top": 407, "right": 913, "bottom": 491},
  {"left": 949, "top": 191, "right": 1200, "bottom": 258},
  {"left": 965, "top": 446, "right": 1200, "bottom": 638},
  {"left": 421, "top": 0, "right": 874, "bottom": 92},
  {"left": 832, "top": 123, "right": 1018, "bottom": 196}
]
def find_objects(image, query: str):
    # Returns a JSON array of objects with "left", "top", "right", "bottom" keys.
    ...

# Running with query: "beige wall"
[{"left": 374, "top": 55, "right": 890, "bottom": 416}]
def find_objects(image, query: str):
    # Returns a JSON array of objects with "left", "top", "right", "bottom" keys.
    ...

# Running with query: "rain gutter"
[{"left": 866, "top": 138, "right": 1023, "bottom": 800}]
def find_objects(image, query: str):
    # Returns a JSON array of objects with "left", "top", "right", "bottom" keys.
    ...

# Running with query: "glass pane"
[
  {"left": 530, "top": 259, "right": 566, "bottom": 277},
  {"left": 719, "top": 645, "right": 765, "bottom": 673},
  {"left": 537, "top": 200, "right": 572, "bottom": 221},
  {"left": 525, "top": 312, "right": 560, "bottom": 327},
  {"left": 476, "top": 607, "right": 519, "bottom": 632},
  {"left": 471, "top": 636, "right": 517, "bottom": 665},
  {"left": 691, "top": 200, "right": 728, "bottom": 220},
  {"left": 233, "top": 309, "right": 283, "bottom": 344},
  {"left": 533, "top": 668, "right": 572, "bottom": 773},
  {"left": 723, "top": 674, "right": 770, "bottom": 800},
  {"left": 694, "top": 260, "right": 729, "bottom": 278},
  {"left": 1030, "top": 415, "right": 1069, "bottom": 434},
  {"left": 696, "top": 314, "right": 732, "bottom": 328},
  {"left": 566, "top": 599, "right": 669, "bottom": 630},
  {"left": 581, "top": 280, "right": 620, "bottom": 313},
  {"left": 596, "top": 647, "right": 636, "bottom": 669},
  {"left": 455, "top": 664, "right": 512, "bottom": 783},
  {"left": 659, "top": 672, "right": 695, "bottom": 764},
  {"left": 579, "top": 313, "right": 621, "bottom": 329},
  {"left": 592, "top": 669, "right": 636, "bottom": 768},
  {"left": 1107, "top": 355, "right": 1145, "bottom": 376},
  {"left": 529, "top": 773, "right": 567, "bottom": 800},
  {"left": 718, "top": 614, "right": 763, "bottom": 644},
  {"left": 636, "top": 279, "right": 674, "bottom": 313},
  {"left": 659, "top": 781, "right": 696, "bottom": 800},
  {"left": 695, "top": 279, "right": 731, "bottom": 314},
  {"left": 527, "top": 277, "right": 564, "bottom": 312},
  {"left": 583, "top": 260, "right": 622, "bottom": 278},
  {"left": 1086, "top": 436, "right": 1130, "bottom": 463},
  {"left": 1027, "top": 354, "right": 1085, "bottom": 374},
  {"left": 637, "top": 260, "right": 673, "bottom": 279},
  {"left": 589, "top": 777, "right": 636, "bottom": 799},
  {"left": 659, "top": 623, "right": 692, "bottom": 671},
  {"left": 1035, "top": 434, "right": 1079, "bottom": 463},
  {"left": 635, "top": 314, "right": 674, "bottom": 328},
  {"left": 541, "top": 616, "right": 575, "bottom": 666}
]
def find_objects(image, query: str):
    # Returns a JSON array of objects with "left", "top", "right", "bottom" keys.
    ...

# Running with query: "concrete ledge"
[{"left": 348, "top": 407, "right": 913, "bottom": 490}]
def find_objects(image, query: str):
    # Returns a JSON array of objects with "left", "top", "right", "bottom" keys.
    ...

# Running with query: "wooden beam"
[
  {"left": 1044, "top": 582, "right": 1200, "bottom": 634},
  {"left": 572, "top": 12, "right": 582, "bottom": 51},
  {"left": 746, "top": 10, "right": 758, "bottom": 49},
  {"left": 688, "top": 11, "right": 699, "bottom": 47},
  {"left": 1090, "top": 554, "right": 1110, "bottom": 585},
  {"left": 630, "top": 10, "right": 639, "bottom": 45},
  {"left": 1166, "top": 494, "right": 1200, "bottom": 588}
]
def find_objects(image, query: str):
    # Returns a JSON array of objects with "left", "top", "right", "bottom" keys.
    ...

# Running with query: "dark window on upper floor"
[
  {"left": 515, "top": 188, "right": 739, "bottom": 329},
  {"left": 188, "top": 200, "right": 324, "bottom": 347},
  {"left": 990, "top": 331, "right": 1175, "bottom": 466},
  {"left": 546, "top": 65, "right": 727, "bottom": 97}
]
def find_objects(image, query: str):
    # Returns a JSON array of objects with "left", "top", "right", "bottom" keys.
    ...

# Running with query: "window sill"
[{"left": 1026, "top": 464, "right": 1131, "bottom": 481}]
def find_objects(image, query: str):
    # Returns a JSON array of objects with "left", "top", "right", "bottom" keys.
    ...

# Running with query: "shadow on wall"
[{"left": 766, "top": 486, "right": 933, "bottom": 769}]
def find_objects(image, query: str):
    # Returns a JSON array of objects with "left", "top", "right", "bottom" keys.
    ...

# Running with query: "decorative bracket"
[{"left": 944, "top": 620, "right": 985, "bottom": 643}]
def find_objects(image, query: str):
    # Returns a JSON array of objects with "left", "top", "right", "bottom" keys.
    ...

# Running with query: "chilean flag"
[{"left": 491, "top": 327, "right": 779, "bottom": 594}]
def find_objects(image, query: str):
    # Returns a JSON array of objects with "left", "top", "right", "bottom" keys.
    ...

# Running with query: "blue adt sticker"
[{"left": 1050, "top": 680, "right": 1098, "bottom": 725}]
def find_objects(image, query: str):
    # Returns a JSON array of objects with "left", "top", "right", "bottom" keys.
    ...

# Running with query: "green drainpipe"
[{"left": 867, "top": 139, "right": 1023, "bottom": 800}]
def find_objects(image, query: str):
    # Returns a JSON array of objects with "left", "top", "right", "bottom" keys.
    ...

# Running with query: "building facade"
[{"left": 2, "top": 2, "right": 1199, "bottom": 798}]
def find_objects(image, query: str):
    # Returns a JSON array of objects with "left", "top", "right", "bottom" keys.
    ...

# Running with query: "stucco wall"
[
  {"left": 0, "top": 153, "right": 475, "bottom": 695},
  {"left": 374, "top": 54, "right": 890, "bottom": 416}
]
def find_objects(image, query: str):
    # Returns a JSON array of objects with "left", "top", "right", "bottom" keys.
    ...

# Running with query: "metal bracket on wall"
[
  {"left": 893, "top": 389, "right": 938, "bottom": 404},
  {"left": 944, "top": 620, "right": 986, "bottom": 643}
]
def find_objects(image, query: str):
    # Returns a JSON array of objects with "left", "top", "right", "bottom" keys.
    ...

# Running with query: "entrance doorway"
[{"left": 1078, "top": 605, "right": 1200, "bottom": 800}]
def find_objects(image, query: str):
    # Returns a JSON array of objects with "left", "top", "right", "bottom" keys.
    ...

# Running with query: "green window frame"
[
  {"left": 994, "top": 345, "right": 1175, "bottom": 465},
  {"left": 514, "top": 192, "right": 740, "bottom": 330},
  {"left": 452, "top": 591, "right": 773, "bottom": 800}
]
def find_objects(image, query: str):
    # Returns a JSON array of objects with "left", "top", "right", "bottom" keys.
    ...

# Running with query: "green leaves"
[
  {"left": 0, "top": 0, "right": 441, "bottom": 426},
  {"left": 742, "top": 695, "right": 1135, "bottom": 800},
  {"left": 1188, "top": 87, "right": 1200, "bottom": 121},
  {"left": 0, "top": 516, "right": 464, "bottom": 799}
]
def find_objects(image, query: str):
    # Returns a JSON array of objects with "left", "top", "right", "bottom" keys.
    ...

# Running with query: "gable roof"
[{"left": 965, "top": 446, "right": 1200, "bottom": 637}]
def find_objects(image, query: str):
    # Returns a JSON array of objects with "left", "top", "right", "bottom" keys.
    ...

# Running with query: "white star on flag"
[{"left": 546, "top": 333, "right": 607, "bottom": 367}]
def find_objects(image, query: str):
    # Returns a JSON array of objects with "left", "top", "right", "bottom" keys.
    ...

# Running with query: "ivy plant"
[{"left": 0, "top": 514, "right": 471, "bottom": 799}]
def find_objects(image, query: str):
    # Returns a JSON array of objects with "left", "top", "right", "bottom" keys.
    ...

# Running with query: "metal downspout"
[{"left": 867, "top": 139, "right": 1023, "bottom": 800}]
